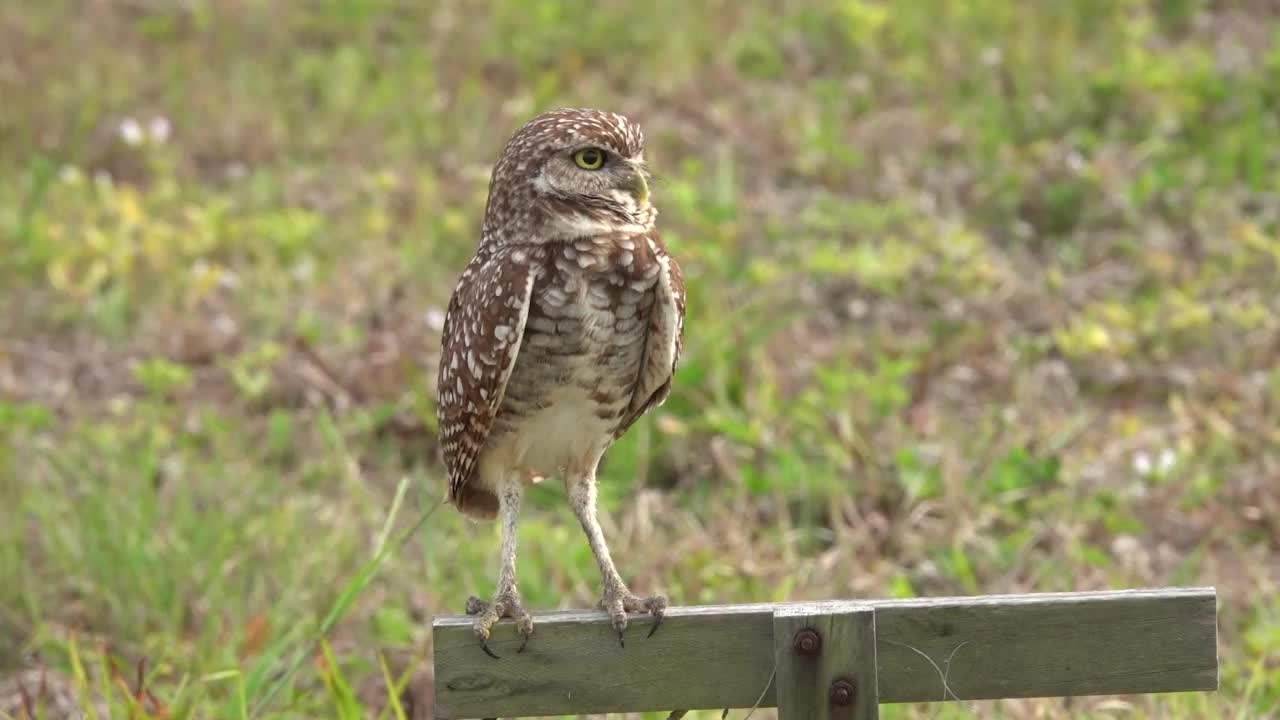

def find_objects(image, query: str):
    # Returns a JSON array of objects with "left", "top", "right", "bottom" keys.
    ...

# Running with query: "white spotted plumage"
[{"left": 436, "top": 245, "right": 538, "bottom": 513}]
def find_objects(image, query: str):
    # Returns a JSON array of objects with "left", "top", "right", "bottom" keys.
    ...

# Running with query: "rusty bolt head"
[
  {"left": 792, "top": 628, "right": 822, "bottom": 656},
  {"left": 830, "top": 678, "right": 856, "bottom": 707}
]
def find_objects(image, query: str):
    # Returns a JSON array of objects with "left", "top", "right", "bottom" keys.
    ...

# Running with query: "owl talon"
[
  {"left": 600, "top": 584, "right": 666, "bottom": 648},
  {"left": 470, "top": 585, "right": 533, "bottom": 658},
  {"left": 647, "top": 612, "right": 664, "bottom": 638}
]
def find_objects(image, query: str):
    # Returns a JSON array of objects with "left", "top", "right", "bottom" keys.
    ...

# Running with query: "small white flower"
[
  {"left": 148, "top": 116, "right": 172, "bottom": 144},
  {"left": 59, "top": 165, "right": 83, "bottom": 184},
  {"left": 213, "top": 314, "right": 238, "bottom": 336},
  {"left": 425, "top": 308, "right": 446, "bottom": 332},
  {"left": 1134, "top": 449, "right": 1176, "bottom": 477},
  {"left": 290, "top": 258, "right": 315, "bottom": 282},
  {"left": 1132, "top": 451, "right": 1153, "bottom": 476},
  {"left": 1111, "top": 534, "right": 1141, "bottom": 557},
  {"left": 119, "top": 117, "right": 144, "bottom": 146}
]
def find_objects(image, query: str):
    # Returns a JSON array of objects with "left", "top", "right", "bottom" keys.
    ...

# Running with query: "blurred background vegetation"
[{"left": 1, "top": 0, "right": 1278, "bottom": 718}]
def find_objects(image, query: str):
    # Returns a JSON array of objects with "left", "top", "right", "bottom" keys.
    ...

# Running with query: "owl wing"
[
  {"left": 436, "top": 246, "right": 537, "bottom": 508},
  {"left": 616, "top": 233, "right": 686, "bottom": 438}
]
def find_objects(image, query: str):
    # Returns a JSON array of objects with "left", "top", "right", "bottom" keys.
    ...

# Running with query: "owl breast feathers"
[{"left": 436, "top": 108, "right": 685, "bottom": 519}]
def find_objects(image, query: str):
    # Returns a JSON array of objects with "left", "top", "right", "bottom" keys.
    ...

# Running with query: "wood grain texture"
[
  {"left": 774, "top": 603, "right": 878, "bottom": 720},
  {"left": 432, "top": 587, "right": 1217, "bottom": 719}
]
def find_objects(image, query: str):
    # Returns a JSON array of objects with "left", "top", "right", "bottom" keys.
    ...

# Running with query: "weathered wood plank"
[
  {"left": 433, "top": 603, "right": 775, "bottom": 719},
  {"left": 774, "top": 603, "right": 878, "bottom": 720},
  {"left": 873, "top": 588, "right": 1217, "bottom": 702},
  {"left": 432, "top": 587, "right": 1217, "bottom": 719}
]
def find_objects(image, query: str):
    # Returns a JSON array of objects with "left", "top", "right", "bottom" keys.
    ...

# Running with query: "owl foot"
[
  {"left": 598, "top": 585, "right": 666, "bottom": 647},
  {"left": 466, "top": 587, "right": 534, "bottom": 659}
]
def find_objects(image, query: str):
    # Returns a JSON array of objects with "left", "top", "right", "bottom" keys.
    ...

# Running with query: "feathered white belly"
[
  {"left": 478, "top": 380, "right": 620, "bottom": 483},
  {"left": 467, "top": 231, "right": 680, "bottom": 491},
  {"left": 476, "top": 287, "right": 650, "bottom": 485}
]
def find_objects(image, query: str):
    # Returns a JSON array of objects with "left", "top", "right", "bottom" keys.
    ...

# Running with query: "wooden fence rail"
[{"left": 433, "top": 587, "right": 1217, "bottom": 719}]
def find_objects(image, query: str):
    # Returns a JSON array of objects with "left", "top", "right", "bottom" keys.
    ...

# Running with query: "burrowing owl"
[{"left": 437, "top": 108, "right": 685, "bottom": 656}]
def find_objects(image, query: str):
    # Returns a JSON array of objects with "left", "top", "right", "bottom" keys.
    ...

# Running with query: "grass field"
[{"left": 2, "top": 1, "right": 1279, "bottom": 718}]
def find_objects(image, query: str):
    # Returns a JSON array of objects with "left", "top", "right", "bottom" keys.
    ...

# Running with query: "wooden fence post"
[{"left": 773, "top": 603, "right": 879, "bottom": 720}]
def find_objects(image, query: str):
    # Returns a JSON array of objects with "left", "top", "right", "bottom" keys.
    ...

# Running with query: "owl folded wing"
[
  {"left": 617, "top": 237, "right": 686, "bottom": 438},
  {"left": 436, "top": 246, "right": 538, "bottom": 503}
]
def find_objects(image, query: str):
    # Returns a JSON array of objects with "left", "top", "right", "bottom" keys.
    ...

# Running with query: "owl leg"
[
  {"left": 567, "top": 471, "right": 667, "bottom": 646},
  {"left": 465, "top": 479, "right": 534, "bottom": 658}
]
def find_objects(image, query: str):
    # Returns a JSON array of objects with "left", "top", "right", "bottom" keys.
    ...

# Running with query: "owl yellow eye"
[{"left": 573, "top": 148, "right": 605, "bottom": 170}]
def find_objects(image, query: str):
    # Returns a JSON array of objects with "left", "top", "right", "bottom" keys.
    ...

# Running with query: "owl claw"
[
  {"left": 468, "top": 587, "right": 533, "bottom": 658},
  {"left": 647, "top": 613, "right": 664, "bottom": 638},
  {"left": 600, "top": 585, "right": 666, "bottom": 648}
]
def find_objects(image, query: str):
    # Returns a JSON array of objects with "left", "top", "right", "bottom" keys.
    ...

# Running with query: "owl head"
[{"left": 482, "top": 108, "right": 655, "bottom": 244}]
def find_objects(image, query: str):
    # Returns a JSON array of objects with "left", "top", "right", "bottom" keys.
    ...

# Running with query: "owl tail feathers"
[{"left": 450, "top": 481, "right": 499, "bottom": 520}]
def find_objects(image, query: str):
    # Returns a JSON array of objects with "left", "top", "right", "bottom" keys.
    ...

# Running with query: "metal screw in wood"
[
  {"left": 829, "top": 678, "right": 855, "bottom": 707},
  {"left": 793, "top": 628, "right": 822, "bottom": 656}
]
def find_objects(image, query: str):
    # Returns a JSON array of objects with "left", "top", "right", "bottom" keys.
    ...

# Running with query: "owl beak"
[{"left": 623, "top": 169, "right": 650, "bottom": 207}]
